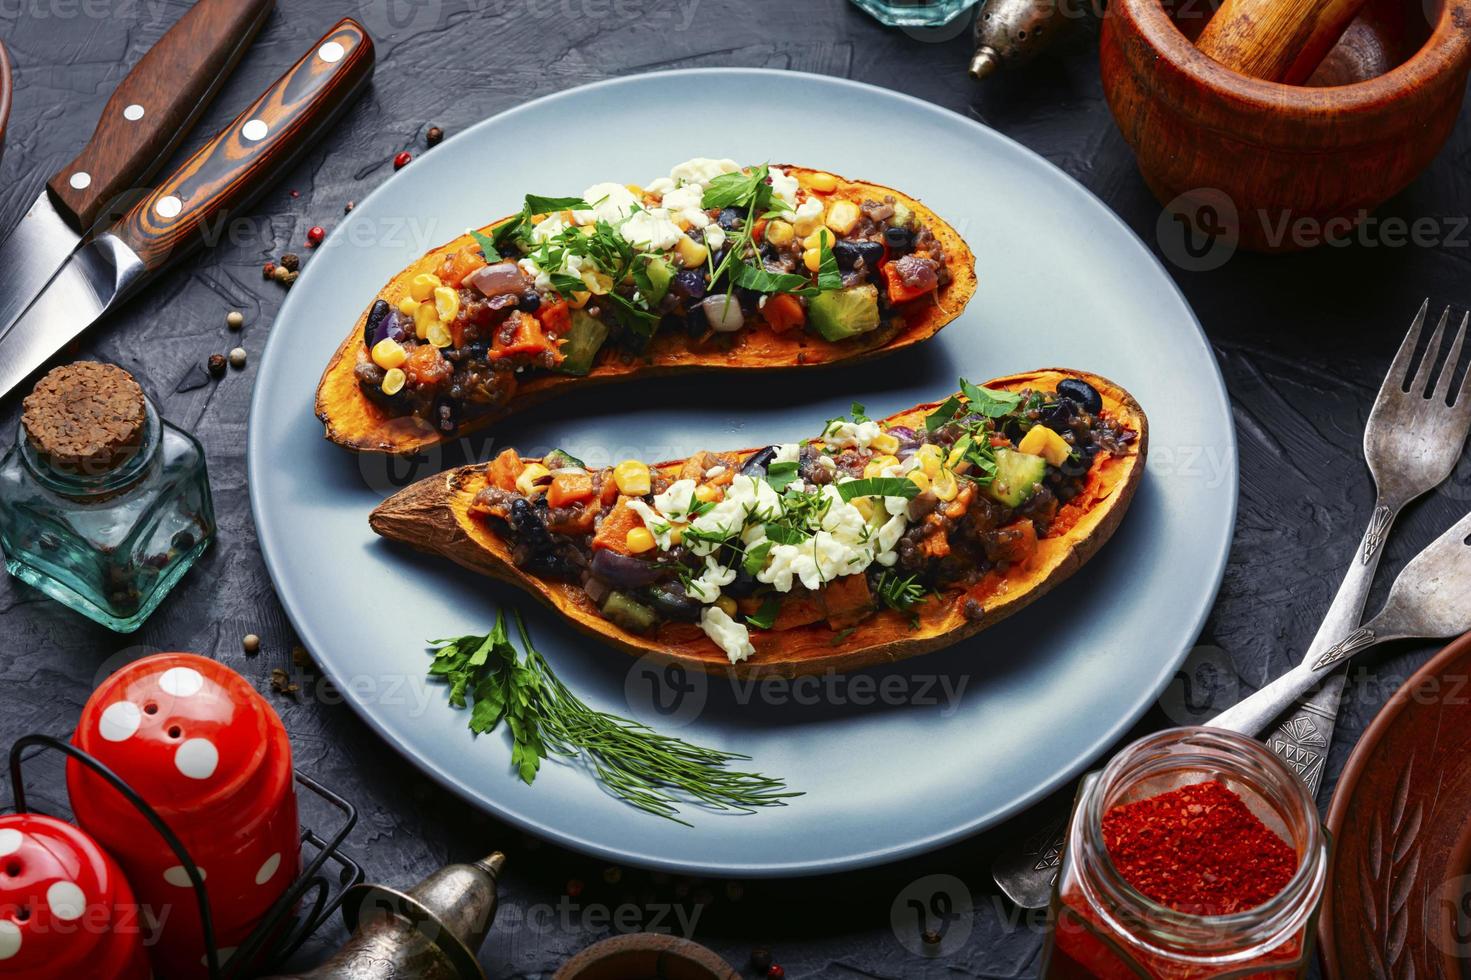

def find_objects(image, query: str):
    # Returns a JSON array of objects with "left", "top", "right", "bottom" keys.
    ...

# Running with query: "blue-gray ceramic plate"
[{"left": 248, "top": 69, "right": 1236, "bottom": 876}]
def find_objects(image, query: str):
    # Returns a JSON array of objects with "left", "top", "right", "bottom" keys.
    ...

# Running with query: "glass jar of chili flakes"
[{"left": 1041, "top": 727, "right": 1329, "bottom": 979}]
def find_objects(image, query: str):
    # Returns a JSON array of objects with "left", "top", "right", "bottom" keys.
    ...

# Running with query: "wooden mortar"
[{"left": 1101, "top": 0, "right": 1471, "bottom": 252}]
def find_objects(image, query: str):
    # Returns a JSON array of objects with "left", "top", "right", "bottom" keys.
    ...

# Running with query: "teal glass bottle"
[{"left": 0, "top": 367, "right": 215, "bottom": 631}]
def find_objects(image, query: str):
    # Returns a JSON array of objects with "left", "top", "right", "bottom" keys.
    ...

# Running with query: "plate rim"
[{"left": 247, "top": 66, "right": 1237, "bottom": 876}]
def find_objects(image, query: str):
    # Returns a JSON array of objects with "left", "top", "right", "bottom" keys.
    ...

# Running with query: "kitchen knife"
[
  {"left": 0, "top": 19, "right": 374, "bottom": 400},
  {"left": 0, "top": 0, "right": 275, "bottom": 346}
]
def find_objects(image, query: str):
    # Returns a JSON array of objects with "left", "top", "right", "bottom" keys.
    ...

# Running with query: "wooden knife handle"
[
  {"left": 46, "top": 0, "right": 275, "bottom": 233},
  {"left": 110, "top": 19, "right": 374, "bottom": 276},
  {"left": 1195, "top": 0, "right": 1373, "bottom": 84}
]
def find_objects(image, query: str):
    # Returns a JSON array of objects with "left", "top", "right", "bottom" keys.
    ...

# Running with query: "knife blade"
[
  {"left": 0, "top": 0, "right": 274, "bottom": 345},
  {"left": 0, "top": 19, "right": 374, "bottom": 399}
]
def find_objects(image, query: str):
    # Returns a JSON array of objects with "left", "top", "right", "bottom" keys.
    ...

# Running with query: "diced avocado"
[
  {"left": 601, "top": 591, "right": 659, "bottom": 634},
  {"left": 642, "top": 255, "right": 674, "bottom": 305},
  {"left": 544, "top": 448, "right": 586, "bottom": 470},
  {"left": 809, "top": 285, "right": 880, "bottom": 342},
  {"left": 557, "top": 310, "right": 610, "bottom": 376},
  {"left": 985, "top": 448, "right": 1048, "bottom": 508}
]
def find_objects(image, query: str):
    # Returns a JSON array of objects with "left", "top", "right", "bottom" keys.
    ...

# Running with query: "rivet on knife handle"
[
  {"left": 44, "top": 0, "right": 275, "bottom": 233},
  {"left": 110, "top": 19, "right": 374, "bottom": 277}
]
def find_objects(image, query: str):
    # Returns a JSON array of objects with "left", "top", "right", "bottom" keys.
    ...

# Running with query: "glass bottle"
[
  {"left": 0, "top": 368, "right": 215, "bottom": 632},
  {"left": 1041, "top": 727, "right": 1330, "bottom": 979},
  {"left": 848, "top": 0, "right": 980, "bottom": 28}
]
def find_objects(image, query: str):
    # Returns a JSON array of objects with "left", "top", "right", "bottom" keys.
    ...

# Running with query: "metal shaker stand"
[{"left": 6, "top": 733, "right": 363, "bottom": 979}]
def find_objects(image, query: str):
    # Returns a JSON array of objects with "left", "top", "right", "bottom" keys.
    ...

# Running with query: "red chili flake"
[
  {"left": 306, "top": 226, "right": 326, "bottom": 247},
  {"left": 565, "top": 878, "right": 584, "bottom": 898},
  {"left": 290, "top": 190, "right": 300, "bottom": 199},
  {"left": 1102, "top": 780, "right": 1297, "bottom": 916},
  {"left": 394, "top": 151, "right": 413, "bottom": 170},
  {"left": 766, "top": 966, "right": 785, "bottom": 980}
]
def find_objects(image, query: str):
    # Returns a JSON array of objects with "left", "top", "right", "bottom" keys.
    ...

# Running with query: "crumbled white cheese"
[
  {"left": 768, "top": 167, "right": 800, "bottom": 209},
  {"left": 575, "top": 182, "right": 638, "bottom": 224},
  {"left": 824, "top": 419, "right": 882, "bottom": 450},
  {"left": 700, "top": 606, "right": 754, "bottom": 664},
  {"left": 625, "top": 498, "right": 677, "bottom": 550},
  {"left": 530, "top": 214, "right": 569, "bottom": 244},
  {"left": 686, "top": 557, "right": 738, "bottom": 604},
  {"left": 517, "top": 252, "right": 585, "bottom": 291},
  {"left": 684, "top": 476, "right": 782, "bottom": 556},
  {"left": 670, "top": 157, "right": 740, "bottom": 188},
  {"left": 645, "top": 176, "right": 676, "bottom": 199},
  {"left": 704, "top": 225, "right": 727, "bottom": 251},
  {"left": 704, "top": 464, "right": 726, "bottom": 478},
  {"left": 621, "top": 208, "right": 685, "bottom": 252},
  {"left": 773, "top": 443, "right": 801, "bottom": 464},
  {"left": 654, "top": 479, "right": 698, "bottom": 520},
  {"left": 791, "top": 197, "right": 824, "bottom": 225}
]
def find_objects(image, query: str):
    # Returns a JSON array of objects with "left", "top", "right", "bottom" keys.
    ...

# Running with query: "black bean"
[
  {"left": 519, "top": 291, "right": 541, "bottom": 313},
  {"left": 1057, "top": 379, "right": 1103, "bottom": 414},
  {"left": 718, "top": 207, "right": 743, "bottom": 230},
  {"left": 363, "top": 299, "right": 391, "bottom": 348},
  {"left": 885, "top": 226, "right": 913, "bottom": 252},
  {"left": 834, "top": 240, "right": 885, "bottom": 271}
]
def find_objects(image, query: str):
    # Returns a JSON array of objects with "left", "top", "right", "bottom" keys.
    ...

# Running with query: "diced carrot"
[
  {"left": 881, "top": 262, "right": 936, "bottom": 304},
  {"left": 819, "top": 574, "right": 874, "bottom": 630},
  {"left": 762, "top": 292, "right": 806, "bottom": 334},
  {"left": 487, "top": 448, "right": 523, "bottom": 492},
  {"left": 404, "top": 343, "right": 451, "bottom": 385},
  {"left": 548, "top": 471, "right": 594, "bottom": 508},
  {"left": 536, "top": 299, "right": 571, "bottom": 337},
  {"left": 679, "top": 451, "right": 712, "bottom": 481},
  {"left": 597, "top": 471, "right": 620, "bottom": 507},
  {"left": 441, "top": 247, "right": 487, "bottom": 288},
  {"left": 752, "top": 218, "right": 768, "bottom": 243},
  {"left": 591, "top": 499, "right": 643, "bottom": 553},
  {"left": 986, "top": 519, "right": 1039, "bottom": 566},
  {"left": 547, "top": 506, "right": 596, "bottom": 536},
  {"left": 493, "top": 311, "right": 566, "bottom": 365},
  {"left": 919, "top": 517, "right": 951, "bottom": 559}
]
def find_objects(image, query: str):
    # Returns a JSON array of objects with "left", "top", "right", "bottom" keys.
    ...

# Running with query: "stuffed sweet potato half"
[
  {"left": 370, "top": 369, "right": 1147, "bottom": 677},
  {"left": 317, "top": 159, "right": 978, "bottom": 454}
]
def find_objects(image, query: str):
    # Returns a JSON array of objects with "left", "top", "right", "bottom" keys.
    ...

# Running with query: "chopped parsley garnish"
[
  {"left": 470, "top": 229, "right": 501, "bottom": 262},
  {"left": 746, "top": 594, "right": 781, "bottom": 629},
  {"left": 925, "top": 395, "right": 962, "bottom": 432},
  {"left": 764, "top": 460, "right": 800, "bottom": 492},
  {"left": 875, "top": 571, "right": 929, "bottom": 612},
  {"left": 960, "top": 378, "right": 1023, "bottom": 418}
]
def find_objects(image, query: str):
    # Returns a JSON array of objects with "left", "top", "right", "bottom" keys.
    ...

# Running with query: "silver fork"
[
  {"left": 991, "top": 301, "right": 1471, "bottom": 909},
  {"left": 1261, "top": 301, "right": 1471, "bottom": 794}
]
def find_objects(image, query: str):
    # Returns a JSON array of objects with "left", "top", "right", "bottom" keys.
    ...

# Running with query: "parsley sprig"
[{"left": 429, "top": 611, "right": 799, "bottom": 823}]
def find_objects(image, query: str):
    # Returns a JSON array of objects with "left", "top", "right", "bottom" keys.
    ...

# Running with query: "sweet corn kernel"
[
  {"left": 371, "top": 338, "right": 407, "bottom": 370},
  {"left": 433, "top": 285, "right": 460, "bottom": 322},
  {"left": 915, "top": 444, "right": 944, "bottom": 477},
  {"left": 803, "top": 228, "right": 832, "bottom": 251},
  {"left": 716, "top": 595, "right": 738, "bottom": 617},
  {"left": 516, "top": 463, "right": 551, "bottom": 496},
  {"left": 625, "top": 183, "right": 644, "bottom": 197},
  {"left": 933, "top": 468, "right": 959, "bottom": 502},
  {"left": 427, "top": 323, "right": 453, "bottom": 349},
  {"left": 807, "top": 172, "right": 838, "bottom": 193},
  {"left": 380, "top": 368, "right": 406, "bottom": 396},
  {"left": 567, "top": 290, "right": 592, "bottom": 309},
  {"left": 863, "top": 455, "right": 900, "bottom": 479},
  {"left": 852, "top": 498, "right": 876, "bottom": 520},
  {"left": 870, "top": 432, "right": 901, "bottom": 455},
  {"left": 1018, "top": 424, "right": 1072, "bottom": 467},
  {"left": 397, "top": 296, "right": 420, "bottom": 316},
  {"left": 582, "top": 270, "right": 614, "bottom": 296},
  {"left": 803, "top": 248, "right": 822, "bottom": 273},
  {"left": 675, "top": 235, "right": 709, "bottom": 269},
  {"left": 693, "top": 484, "right": 723, "bottom": 503},
  {"left": 613, "top": 460, "right": 651, "bottom": 496},
  {"left": 625, "top": 527, "right": 657, "bottom": 554},
  {"left": 946, "top": 443, "right": 970, "bottom": 469},
  {"left": 409, "top": 273, "right": 442, "bottom": 302},
  {"left": 826, "top": 200, "right": 861, "bottom": 236},
  {"left": 793, "top": 210, "right": 825, "bottom": 237},
  {"left": 414, "top": 301, "right": 439, "bottom": 339},
  {"left": 907, "top": 470, "right": 932, "bottom": 493},
  {"left": 764, "top": 220, "right": 795, "bottom": 246},
  {"left": 668, "top": 526, "right": 684, "bottom": 546}
]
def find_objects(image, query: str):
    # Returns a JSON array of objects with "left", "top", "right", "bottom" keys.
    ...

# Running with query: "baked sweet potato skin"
[
  {"left": 369, "top": 369, "right": 1148, "bottom": 678},
  {"left": 316, "top": 166, "right": 979, "bottom": 455}
]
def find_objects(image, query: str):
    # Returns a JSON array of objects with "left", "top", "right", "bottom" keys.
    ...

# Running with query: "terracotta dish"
[
  {"left": 553, "top": 934, "right": 740, "bottom": 980},
  {"left": 1320, "top": 631, "right": 1471, "bottom": 978}
]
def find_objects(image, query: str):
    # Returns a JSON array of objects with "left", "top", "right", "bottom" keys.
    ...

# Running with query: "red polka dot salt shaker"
[
  {"left": 0, "top": 813, "right": 151, "bottom": 979},
  {"left": 68, "top": 653, "right": 301, "bottom": 979}
]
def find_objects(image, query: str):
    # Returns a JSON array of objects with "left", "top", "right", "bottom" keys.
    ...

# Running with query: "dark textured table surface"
[{"left": 1, "top": 0, "right": 1469, "bottom": 976}]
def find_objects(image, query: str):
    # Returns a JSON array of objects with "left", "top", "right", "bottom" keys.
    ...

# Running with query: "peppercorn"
[
  {"left": 228, "top": 347, "right": 247, "bottom": 369},
  {"left": 280, "top": 271, "right": 299, "bottom": 287},
  {"left": 344, "top": 201, "right": 355, "bottom": 214},
  {"left": 426, "top": 126, "right": 444, "bottom": 147},
  {"left": 280, "top": 253, "right": 301, "bottom": 272},
  {"left": 262, "top": 261, "right": 276, "bottom": 279},
  {"left": 207, "top": 354, "right": 226, "bottom": 378},
  {"left": 226, "top": 311, "right": 244, "bottom": 331},
  {"left": 394, "top": 150, "right": 412, "bottom": 170},
  {"left": 306, "top": 226, "right": 326, "bottom": 247},
  {"left": 272, "top": 265, "right": 291, "bottom": 284},
  {"left": 750, "top": 949, "right": 772, "bottom": 972},
  {"left": 242, "top": 634, "right": 261, "bottom": 654},
  {"left": 566, "top": 878, "right": 584, "bottom": 898},
  {"left": 922, "top": 929, "right": 942, "bottom": 946},
  {"left": 767, "top": 966, "right": 784, "bottom": 980}
]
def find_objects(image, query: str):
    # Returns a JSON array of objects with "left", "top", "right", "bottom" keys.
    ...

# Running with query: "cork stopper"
[{"left": 22, "top": 362, "right": 147, "bottom": 476}]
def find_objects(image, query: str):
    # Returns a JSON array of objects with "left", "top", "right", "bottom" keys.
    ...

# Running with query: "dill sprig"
[{"left": 428, "top": 611, "right": 800, "bottom": 824}]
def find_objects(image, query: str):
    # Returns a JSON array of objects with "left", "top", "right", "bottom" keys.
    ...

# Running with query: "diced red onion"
[
  {"left": 702, "top": 294, "right": 746, "bottom": 332},
  {"left": 589, "top": 549, "right": 665, "bottom": 588},
  {"left": 895, "top": 254, "right": 939, "bottom": 292},
  {"left": 466, "top": 261, "right": 528, "bottom": 298}
]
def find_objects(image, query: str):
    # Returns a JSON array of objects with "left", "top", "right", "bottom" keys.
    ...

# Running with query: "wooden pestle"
[{"left": 1195, "top": 0, "right": 1376, "bottom": 83}]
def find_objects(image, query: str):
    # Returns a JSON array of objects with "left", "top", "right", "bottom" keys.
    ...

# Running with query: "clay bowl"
[
  {"left": 0, "top": 41, "right": 11, "bottom": 167},
  {"left": 553, "top": 934, "right": 740, "bottom": 980},
  {"left": 1100, "top": 0, "right": 1471, "bottom": 252}
]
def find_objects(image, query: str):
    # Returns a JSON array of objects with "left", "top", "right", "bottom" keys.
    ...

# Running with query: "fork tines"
[{"left": 1391, "top": 300, "right": 1471, "bottom": 410}]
